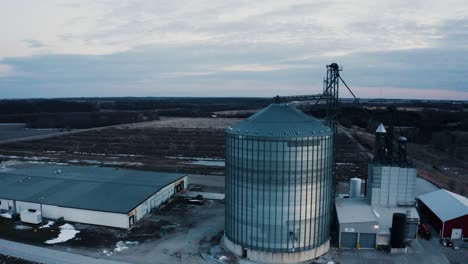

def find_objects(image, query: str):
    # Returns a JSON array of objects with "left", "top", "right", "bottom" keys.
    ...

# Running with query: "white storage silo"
[
  {"left": 349, "top": 177, "right": 362, "bottom": 198},
  {"left": 224, "top": 103, "right": 333, "bottom": 263}
]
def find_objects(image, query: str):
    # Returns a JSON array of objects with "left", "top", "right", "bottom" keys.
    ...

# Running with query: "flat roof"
[
  {"left": 335, "top": 198, "right": 419, "bottom": 235},
  {"left": 335, "top": 198, "right": 378, "bottom": 224},
  {"left": 0, "top": 163, "right": 186, "bottom": 214},
  {"left": 418, "top": 189, "right": 468, "bottom": 221}
]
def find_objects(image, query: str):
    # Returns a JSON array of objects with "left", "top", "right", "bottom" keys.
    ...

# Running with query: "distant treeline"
[
  {"left": 98, "top": 97, "right": 270, "bottom": 111},
  {"left": 332, "top": 107, "right": 468, "bottom": 140},
  {"left": 28, "top": 111, "right": 160, "bottom": 129},
  {"left": 324, "top": 106, "right": 468, "bottom": 160},
  {"left": 0, "top": 98, "right": 466, "bottom": 139},
  {"left": 0, "top": 99, "right": 96, "bottom": 114},
  {"left": 0, "top": 111, "right": 159, "bottom": 129},
  {"left": 0, "top": 98, "right": 270, "bottom": 128},
  {"left": 0, "top": 98, "right": 270, "bottom": 114}
]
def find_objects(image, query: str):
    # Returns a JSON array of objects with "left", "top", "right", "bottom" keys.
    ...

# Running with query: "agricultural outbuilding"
[
  {"left": 0, "top": 164, "right": 187, "bottom": 228},
  {"left": 417, "top": 189, "right": 468, "bottom": 239}
]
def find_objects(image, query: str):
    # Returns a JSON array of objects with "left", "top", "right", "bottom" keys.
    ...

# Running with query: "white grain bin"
[
  {"left": 349, "top": 177, "right": 362, "bottom": 198},
  {"left": 20, "top": 209, "right": 42, "bottom": 224},
  {"left": 224, "top": 103, "right": 333, "bottom": 263}
]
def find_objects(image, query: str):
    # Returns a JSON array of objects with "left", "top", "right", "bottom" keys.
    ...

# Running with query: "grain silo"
[
  {"left": 224, "top": 103, "right": 333, "bottom": 263},
  {"left": 349, "top": 177, "right": 362, "bottom": 198}
]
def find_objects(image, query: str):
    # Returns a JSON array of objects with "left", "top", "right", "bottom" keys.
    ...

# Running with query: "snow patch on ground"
[
  {"left": 14, "top": 224, "right": 32, "bottom": 230},
  {"left": 103, "top": 241, "right": 140, "bottom": 256},
  {"left": 68, "top": 159, "right": 144, "bottom": 166},
  {"left": 186, "top": 160, "right": 225, "bottom": 167},
  {"left": 0, "top": 212, "right": 12, "bottom": 219},
  {"left": 45, "top": 224, "right": 80, "bottom": 244},
  {"left": 167, "top": 156, "right": 225, "bottom": 167},
  {"left": 39, "top": 220, "right": 55, "bottom": 229}
]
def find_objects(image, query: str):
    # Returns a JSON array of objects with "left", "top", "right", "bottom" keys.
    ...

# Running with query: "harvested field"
[
  {"left": 213, "top": 109, "right": 258, "bottom": 117},
  {"left": 333, "top": 129, "right": 371, "bottom": 182},
  {"left": 1, "top": 118, "right": 371, "bottom": 177},
  {"left": 0, "top": 117, "right": 243, "bottom": 174},
  {"left": 122, "top": 117, "right": 242, "bottom": 129},
  {"left": 0, "top": 127, "right": 226, "bottom": 174},
  {"left": 1, "top": 118, "right": 372, "bottom": 177}
]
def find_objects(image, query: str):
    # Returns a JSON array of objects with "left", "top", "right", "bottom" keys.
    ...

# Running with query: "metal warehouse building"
[
  {"left": 0, "top": 164, "right": 187, "bottom": 228},
  {"left": 417, "top": 189, "right": 468, "bottom": 239}
]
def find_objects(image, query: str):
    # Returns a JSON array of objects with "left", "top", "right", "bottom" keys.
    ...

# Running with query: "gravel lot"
[
  {"left": 0, "top": 254, "right": 41, "bottom": 264},
  {"left": 53, "top": 197, "right": 226, "bottom": 264}
]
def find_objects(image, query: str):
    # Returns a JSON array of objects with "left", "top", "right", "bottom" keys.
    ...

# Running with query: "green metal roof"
[
  {"left": 0, "top": 164, "right": 185, "bottom": 214},
  {"left": 226, "top": 103, "right": 331, "bottom": 138}
]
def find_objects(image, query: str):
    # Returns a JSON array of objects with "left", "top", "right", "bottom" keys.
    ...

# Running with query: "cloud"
[
  {"left": 24, "top": 39, "right": 46, "bottom": 48},
  {"left": 0, "top": 43, "right": 466, "bottom": 99},
  {"left": 0, "top": 1, "right": 467, "bottom": 99},
  {"left": 0, "top": 64, "right": 15, "bottom": 77},
  {"left": 3, "top": 0, "right": 468, "bottom": 58}
]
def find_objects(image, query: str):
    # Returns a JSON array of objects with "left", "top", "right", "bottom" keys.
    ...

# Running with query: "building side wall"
[
  {"left": 377, "top": 234, "right": 390, "bottom": 245},
  {"left": 133, "top": 176, "right": 187, "bottom": 221},
  {"left": 0, "top": 199, "right": 14, "bottom": 211},
  {"left": 368, "top": 166, "right": 416, "bottom": 207},
  {"left": 338, "top": 221, "right": 378, "bottom": 248},
  {"left": 339, "top": 221, "right": 379, "bottom": 234},
  {"left": 42, "top": 204, "right": 129, "bottom": 229},
  {"left": 15, "top": 201, "right": 41, "bottom": 212},
  {"left": 443, "top": 215, "right": 468, "bottom": 239}
]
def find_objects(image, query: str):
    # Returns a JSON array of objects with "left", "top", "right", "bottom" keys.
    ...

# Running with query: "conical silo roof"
[
  {"left": 376, "top": 123, "right": 387, "bottom": 133},
  {"left": 226, "top": 103, "right": 331, "bottom": 138}
]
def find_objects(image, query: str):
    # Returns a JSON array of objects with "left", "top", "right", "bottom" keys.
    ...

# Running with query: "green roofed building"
[{"left": 0, "top": 163, "right": 187, "bottom": 228}]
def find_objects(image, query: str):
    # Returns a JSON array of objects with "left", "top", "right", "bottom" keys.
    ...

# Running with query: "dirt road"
[{"left": 0, "top": 239, "right": 131, "bottom": 264}]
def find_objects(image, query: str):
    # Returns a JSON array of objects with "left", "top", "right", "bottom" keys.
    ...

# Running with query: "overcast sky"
[{"left": 0, "top": 0, "right": 467, "bottom": 99}]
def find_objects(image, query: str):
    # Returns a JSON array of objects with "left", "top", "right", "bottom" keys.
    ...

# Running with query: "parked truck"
[{"left": 418, "top": 224, "right": 431, "bottom": 239}]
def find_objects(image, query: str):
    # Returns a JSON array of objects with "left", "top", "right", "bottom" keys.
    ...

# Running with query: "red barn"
[{"left": 417, "top": 189, "right": 468, "bottom": 239}]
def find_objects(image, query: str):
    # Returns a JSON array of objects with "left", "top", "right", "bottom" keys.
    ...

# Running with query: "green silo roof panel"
[{"left": 226, "top": 103, "right": 331, "bottom": 137}]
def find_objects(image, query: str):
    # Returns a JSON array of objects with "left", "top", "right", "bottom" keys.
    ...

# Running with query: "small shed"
[{"left": 417, "top": 189, "right": 468, "bottom": 239}]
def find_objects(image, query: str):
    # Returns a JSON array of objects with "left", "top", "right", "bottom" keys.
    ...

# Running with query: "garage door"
[
  {"left": 406, "top": 223, "right": 418, "bottom": 239},
  {"left": 451, "top": 229, "right": 462, "bottom": 239},
  {"left": 359, "top": 233, "right": 376, "bottom": 248},
  {"left": 341, "top": 232, "right": 357, "bottom": 248}
]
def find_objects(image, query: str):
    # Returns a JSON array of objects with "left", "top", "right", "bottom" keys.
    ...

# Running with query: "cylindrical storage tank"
[
  {"left": 390, "top": 213, "right": 406, "bottom": 248},
  {"left": 224, "top": 103, "right": 334, "bottom": 263},
  {"left": 349, "top": 178, "right": 362, "bottom": 198}
]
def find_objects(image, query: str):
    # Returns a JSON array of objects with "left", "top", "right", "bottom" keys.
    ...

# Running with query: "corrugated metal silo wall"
[{"left": 225, "top": 133, "right": 333, "bottom": 253}]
